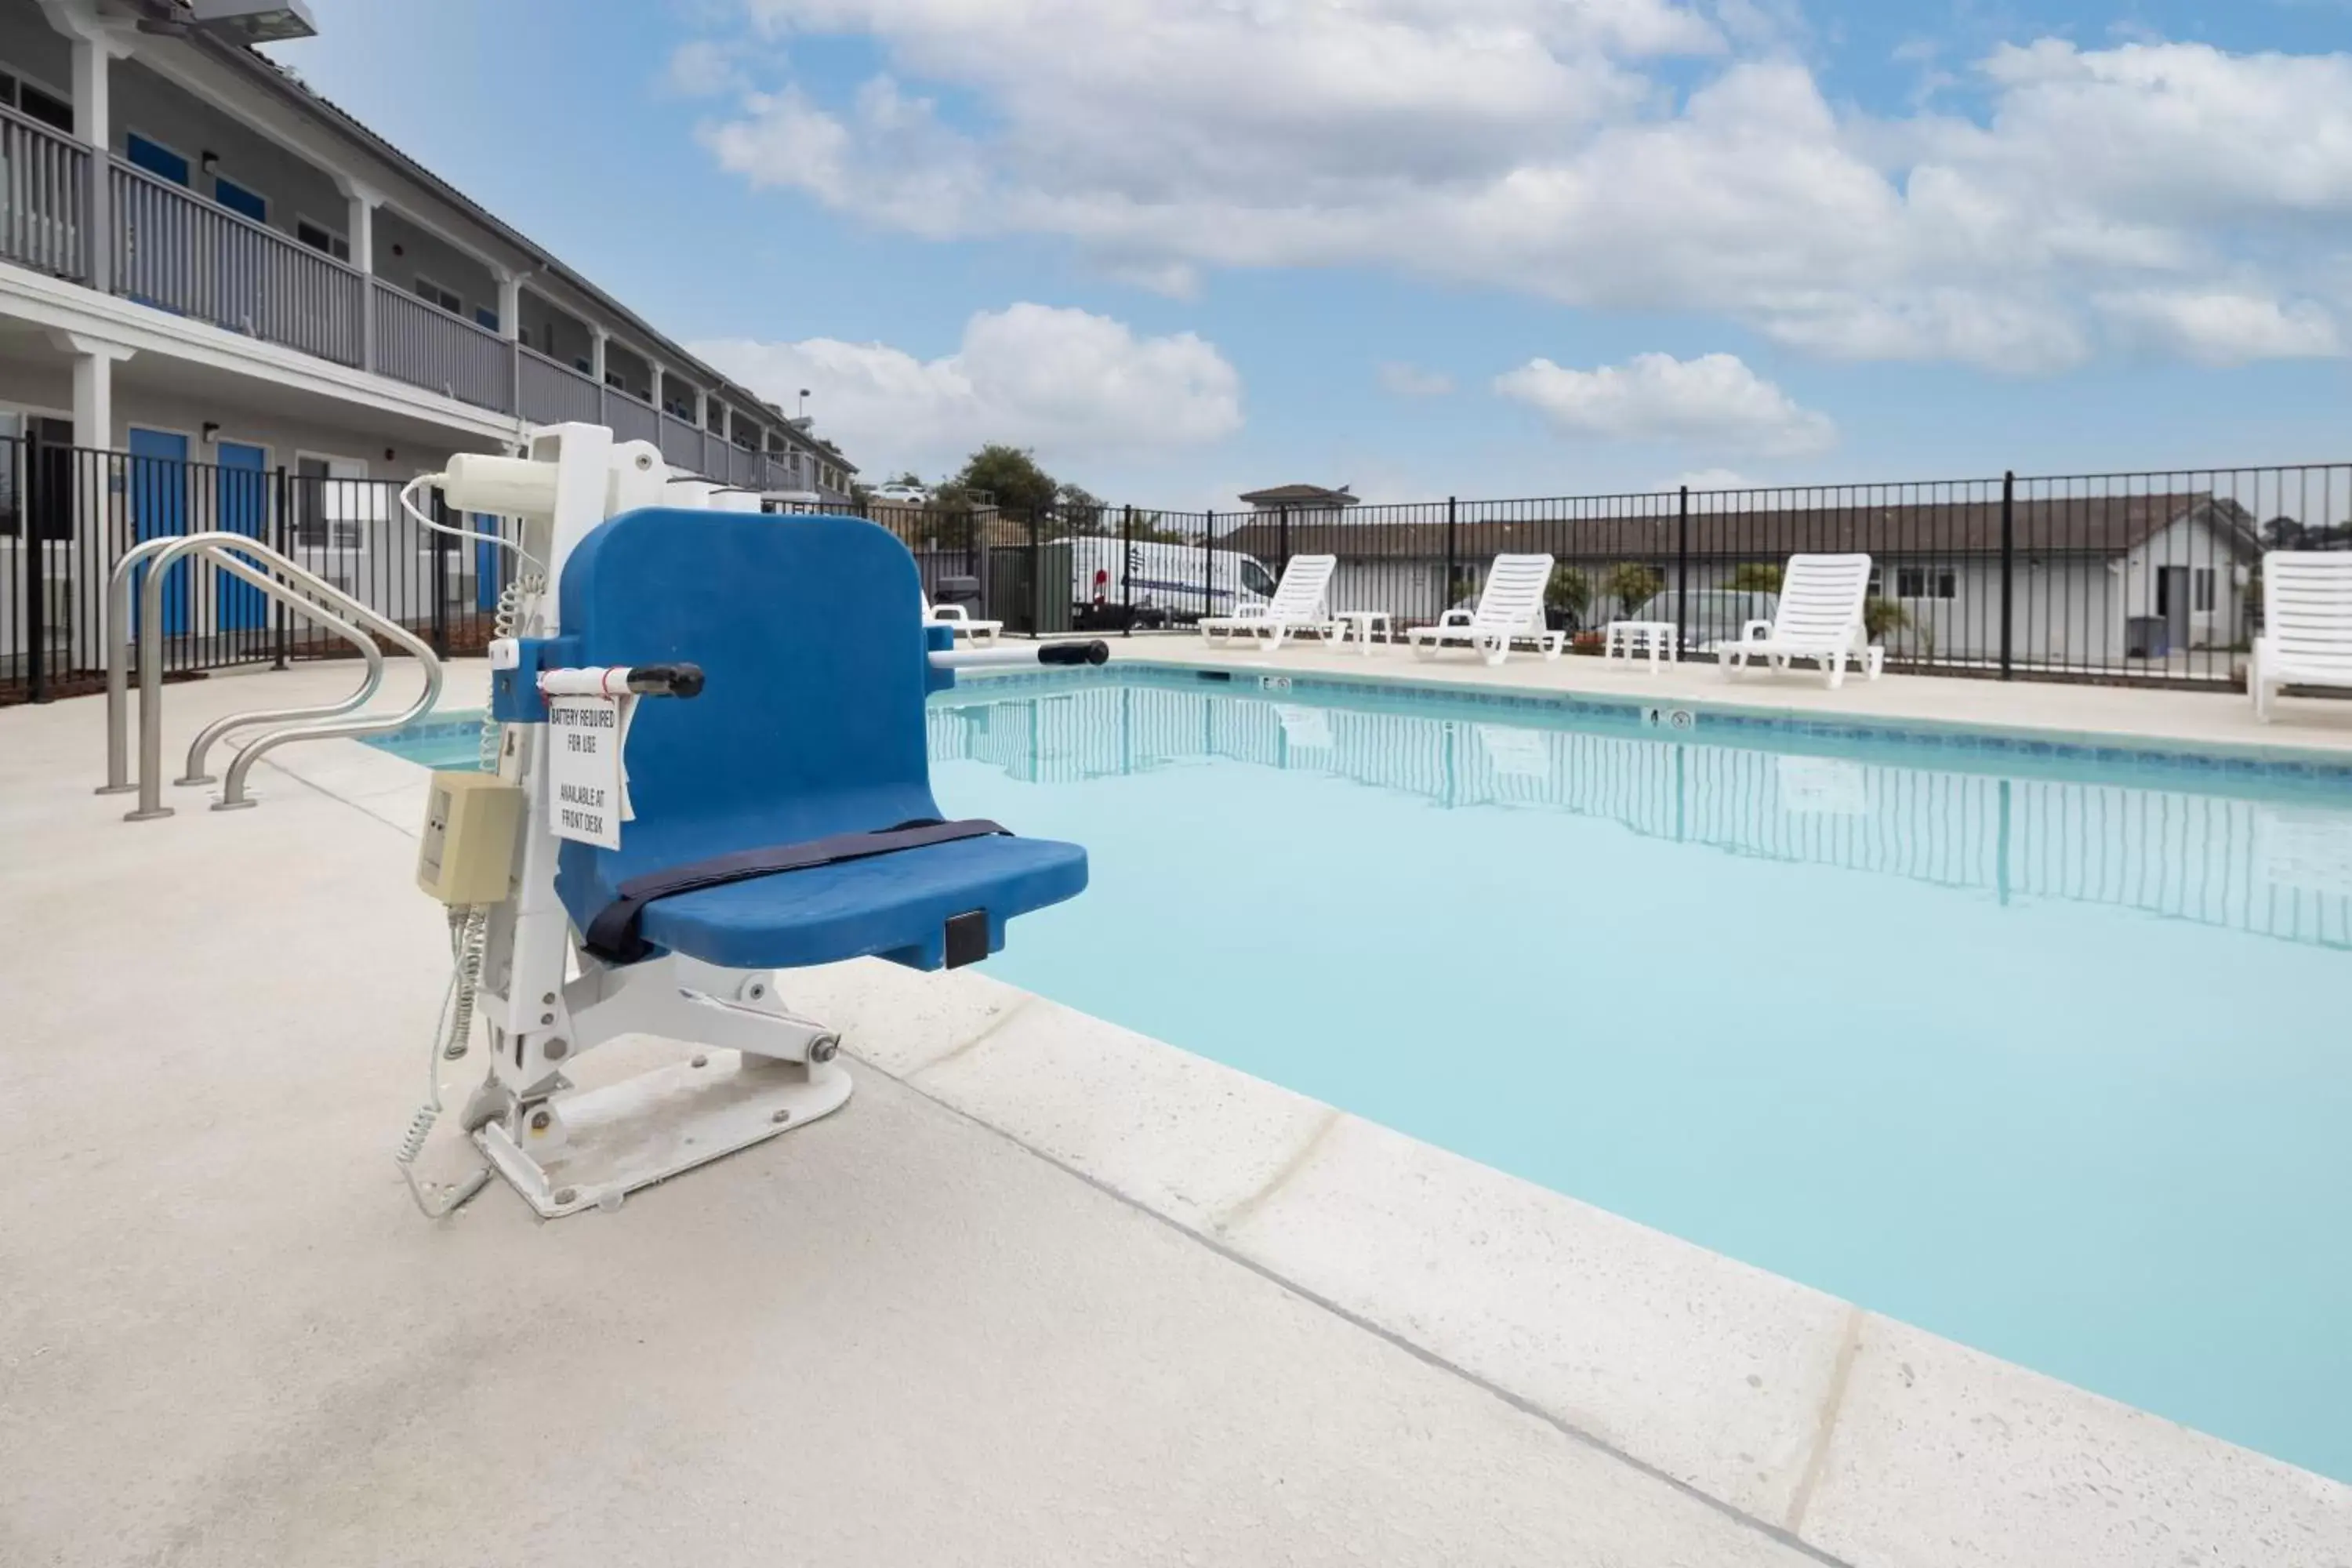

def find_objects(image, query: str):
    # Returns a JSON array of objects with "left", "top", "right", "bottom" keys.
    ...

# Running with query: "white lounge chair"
[
  {"left": 1717, "top": 554, "right": 1883, "bottom": 688},
  {"left": 1200, "top": 554, "right": 1339, "bottom": 648},
  {"left": 1406, "top": 554, "right": 1563, "bottom": 666},
  {"left": 925, "top": 591, "right": 1001, "bottom": 646},
  {"left": 2252, "top": 552, "right": 2352, "bottom": 723}
]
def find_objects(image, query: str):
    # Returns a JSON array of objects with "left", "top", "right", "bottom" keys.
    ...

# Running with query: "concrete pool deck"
[
  {"left": 3, "top": 657, "right": 2348, "bottom": 1568},
  {"left": 1124, "top": 631, "right": 2352, "bottom": 757}
]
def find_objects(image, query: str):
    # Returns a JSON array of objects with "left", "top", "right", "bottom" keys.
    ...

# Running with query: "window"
[
  {"left": 291, "top": 456, "right": 366, "bottom": 549},
  {"left": 212, "top": 174, "right": 267, "bottom": 224},
  {"left": 474, "top": 306, "right": 499, "bottom": 332},
  {"left": 1241, "top": 558, "right": 1278, "bottom": 598},
  {"left": 414, "top": 277, "right": 464, "bottom": 315},
  {"left": 2194, "top": 567, "right": 2216, "bottom": 613},
  {"left": 0, "top": 412, "right": 74, "bottom": 539},
  {"left": 0, "top": 67, "right": 74, "bottom": 134},
  {"left": 1895, "top": 566, "right": 1955, "bottom": 599},
  {"left": 296, "top": 218, "right": 350, "bottom": 262}
]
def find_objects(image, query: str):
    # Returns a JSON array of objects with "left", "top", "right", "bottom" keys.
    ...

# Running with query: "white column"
[
  {"left": 342, "top": 183, "right": 378, "bottom": 371},
  {"left": 52, "top": 329, "right": 133, "bottom": 668},
  {"left": 58, "top": 330, "right": 132, "bottom": 448},
  {"left": 496, "top": 273, "right": 521, "bottom": 339},
  {"left": 590, "top": 325, "right": 608, "bottom": 384},
  {"left": 45, "top": 2, "right": 132, "bottom": 290},
  {"left": 345, "top": 187, "right": 376, "bottom": 273}
]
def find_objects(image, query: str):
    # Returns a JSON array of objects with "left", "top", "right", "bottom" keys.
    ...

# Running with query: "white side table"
[
  {"left": 1333, "top": 610, "right": 1392, "bottom": 655},
  {"left": 1605, "top": 620, "right": 1679, "bottom": 671}
]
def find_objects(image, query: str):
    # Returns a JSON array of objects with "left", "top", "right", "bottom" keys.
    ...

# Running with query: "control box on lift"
[{"left": 416, "top": 770, "right": 524, "bottom": 906}]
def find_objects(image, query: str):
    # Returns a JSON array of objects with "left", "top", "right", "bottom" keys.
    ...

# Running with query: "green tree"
[
  {"left": 1603, "top": 561, "right": 1664, "bottom": 613},
  {"left": 953, "top": 444, "right": 1059, "bottom": 515},
  {"left": 1055, "top": 481, "right": 1109, "bottom": 534},
  {"left": 1545, "top": 565, "right": 1592, "bottom": 621},
  {"left": 1727, "top": 561, "right": 1784, "bottom": 593}
]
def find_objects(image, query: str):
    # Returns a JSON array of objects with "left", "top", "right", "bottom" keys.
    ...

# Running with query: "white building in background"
[
  {"left": 1222, "top": 491, "right": 2268, "bottom": 672},
  {"left": 0, "top": 0, "right": 856, "bottom": 673}
]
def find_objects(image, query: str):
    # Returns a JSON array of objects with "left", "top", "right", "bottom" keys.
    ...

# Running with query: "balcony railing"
[
  {"left": 5, "top": 130, "right": 808, "bottom": 482},
  {"left": 658, "top": 413, "right": 703, "bottom": 472},
  {"left": 113, "top": 160, "right": 365, "bottom": 366},
  {"left": 371, "top": 278, "right": 512, "bottom": 412},
  {"left": 604, "top": 390, "right": 661, "bottom": 448},
  {"left": 517, "top": 345, "right": 601, "bottom": 424},
  {"left": 0, "top": 105, "right": 89, "bottom": 281}
]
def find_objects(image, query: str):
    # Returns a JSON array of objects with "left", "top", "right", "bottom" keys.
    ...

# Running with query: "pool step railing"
[{"left": 97, "top": 532, "right": 444, "bottom": 820}]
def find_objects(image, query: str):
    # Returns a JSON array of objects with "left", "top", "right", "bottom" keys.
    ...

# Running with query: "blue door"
[
  {"left": 129, "top": 428, "right": 191, "bottom": 637},
  {"left": 216, "top": 441, "right": 270, "bottom": 632},
  {"left": 474, "top": 513, "right": 503, "bottom": 612}
]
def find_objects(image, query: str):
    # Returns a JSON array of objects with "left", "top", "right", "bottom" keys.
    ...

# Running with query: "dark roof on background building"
[
  {"left": 1221, "top": 494, "right": 2263, "bottom": 561},
  {"left": 1239, "top": 483, "right": 1358, "bottom": 506}
]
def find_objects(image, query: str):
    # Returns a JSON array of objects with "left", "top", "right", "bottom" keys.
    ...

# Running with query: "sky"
[{"left": 270, "top": 0, "right": 2352, "bottom": 510}]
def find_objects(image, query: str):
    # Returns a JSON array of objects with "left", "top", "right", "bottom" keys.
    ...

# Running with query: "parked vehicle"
[
  {"left": 1059, "top": 536, "right": 1278, "bottom": 627},
  {"left": 1630, "top": 588, "right": 1780, "bottom": 652}
]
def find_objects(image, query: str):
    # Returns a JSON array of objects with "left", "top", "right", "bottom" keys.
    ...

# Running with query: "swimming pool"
[{"left": 372, "top": 667, "right": 2352, "bottom": 1482}]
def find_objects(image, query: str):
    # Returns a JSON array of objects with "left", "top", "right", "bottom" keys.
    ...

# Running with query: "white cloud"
[
  {"left": 690, "top": 303, "right": 1243, "bottom": 477},
  {"left": 1672, "top": 466, "right": 1761, "bottom": 492},
  {"left": 684, "top": 9, "right": 2352, "bottom": 372},
  {"left": 2096, "top": 289, "right": 2343, "bottom": 365},
  {"left": 1495, "top": 352, "right": 1835, "bottom": 455},
  {"left": 663, "top": 39, "right": 752, "bottom": 96},
  {"left": 1377, "top": 362, "right": 1455, "bottom": 397}
]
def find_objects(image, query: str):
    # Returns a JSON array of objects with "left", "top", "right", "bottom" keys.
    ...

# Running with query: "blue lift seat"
[{"left": 550, "top": 509, "right": 1087, "bottom": 971}]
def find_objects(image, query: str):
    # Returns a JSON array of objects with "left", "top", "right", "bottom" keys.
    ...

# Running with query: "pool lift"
[{"left": 401, "top": 423, "right": 1098, "bottom": 1219}]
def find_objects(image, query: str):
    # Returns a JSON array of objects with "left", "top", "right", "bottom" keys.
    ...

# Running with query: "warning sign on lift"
[{"left": 546, "top": 693, "right": 637, "bottom": 849}]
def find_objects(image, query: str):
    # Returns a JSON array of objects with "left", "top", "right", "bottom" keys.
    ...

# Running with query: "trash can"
[
  {"left": 933, "top": 575, "right": 984, "bottom": 616},
  {"left": 2125, "top": 615, "right": 2169, "bottom": 659},
  {"left": 985, "top": 543, "right": 1073, "bottom": 635}
]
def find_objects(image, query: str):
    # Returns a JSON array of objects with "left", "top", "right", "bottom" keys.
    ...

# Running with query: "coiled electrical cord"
[{"left": 396, "top": 909, "right": 495, "bottom": 1219}]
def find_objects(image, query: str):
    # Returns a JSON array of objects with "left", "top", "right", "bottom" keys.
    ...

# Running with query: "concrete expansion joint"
[
  {"left": 1784, "top": 1304, "right": 1867, "bottom": 1537},
  {"left": 1206, "top": 1105, "right": 1344, "bottom": 1237},
  {"left": 903, "top": 994, "right": 1040, "bottom": 1081}
]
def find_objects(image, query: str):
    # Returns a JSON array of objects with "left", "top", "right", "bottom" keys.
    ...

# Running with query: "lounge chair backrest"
[
  {"left": 1770, "top": 554, "right": 1873, "bottom": 644},
  {"left": 1472, "top": 554, "right": 1555, "bottom": 631},
  {"left": 1267, "top": 554, "right": 1337, "bottom": 619},
  {"left": 2264, "top": 554, "right": 2352, "bottom": 667}
]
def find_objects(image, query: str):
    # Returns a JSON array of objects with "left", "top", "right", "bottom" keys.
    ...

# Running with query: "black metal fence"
[
  {"left": 825, "top": 464, "right": 2351, "bottom": 689},
  {"left": 2, "top": 436, "right": 512, "bottom": 703},
  {"left": 9, "top": 443, "right": 2347, "bottom": 702}
]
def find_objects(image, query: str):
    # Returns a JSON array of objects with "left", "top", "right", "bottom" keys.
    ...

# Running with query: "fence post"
[
  {"left": 1201, "top": 510, "right": 1214, "bottom": 623},
  {"left": 1444, "top": 495, "right": 1457, "bottom": 613},
  {"left": 271, "top": 466, "right": 290, "bottom": 669},
  {"left": 1998, "top": 470, "right": 2015, "bottom": 681},
  {"left": 1028, "top": 506, "right": 1043, "bottom": 637},
  {"left": 1675, "top": 485, "right": 1690, "bottom": 655},
  {"left": 1278, "top": 503, "right": 1290, "bottom": 578},
  {"left": 430, "top": 495, "right": 450, "bottom": 659},
  {"left": 1121, "top": 503, "right": 1134, "bottom": 635},
  {"left": 23, "top": 428, "right": 46, "bottom": 702}
]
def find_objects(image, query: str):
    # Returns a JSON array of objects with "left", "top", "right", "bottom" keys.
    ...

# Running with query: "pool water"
[{"left": 375, "top": 671, "right": 2352, "bottom": 1482}]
